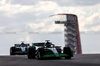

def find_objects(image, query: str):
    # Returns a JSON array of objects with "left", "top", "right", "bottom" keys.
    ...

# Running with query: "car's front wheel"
[
  {"left": 27, "top": 47, "right": 36, "bottom": 59},
  {"left": 10, "top": 47, "right": 15, "bottom": 55}
]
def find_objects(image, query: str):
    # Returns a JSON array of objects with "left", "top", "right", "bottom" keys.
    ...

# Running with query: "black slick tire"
[
  {"left": 10, "top": 47, "right": 15, "bottom": 55},
  {"left": 27, "top": 47, "right": 36, "bottom": 59},
  {"left": 63, "top": 47, "right": 72, "bottom": 59}
]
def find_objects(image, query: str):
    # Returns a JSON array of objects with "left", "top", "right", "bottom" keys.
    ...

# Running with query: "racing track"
[{"left": 0, "top": 54, "right": 100, "bottom": 66}]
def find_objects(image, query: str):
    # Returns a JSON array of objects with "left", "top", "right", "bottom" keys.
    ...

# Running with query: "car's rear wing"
[
  {"left": 32, "top": 43, "right": 45, "bottom": 46},
  {"left": 14, "top": 44, "right": 30, "bottom": 47}
]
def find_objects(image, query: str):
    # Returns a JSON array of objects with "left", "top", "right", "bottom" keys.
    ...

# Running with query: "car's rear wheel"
[
  {"left": 10, "top": 47, "right": 15, "bottom": 55},
  {"left": 27, "top": 47, "right": 36, "bottom": 59},
  {"left": 63, "top": 47, "right": 72, "bottom": 59}
]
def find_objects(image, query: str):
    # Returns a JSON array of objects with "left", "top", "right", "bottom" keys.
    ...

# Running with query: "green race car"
[{"left": 27, "top": 40, "right": 73, "bottom": 59}]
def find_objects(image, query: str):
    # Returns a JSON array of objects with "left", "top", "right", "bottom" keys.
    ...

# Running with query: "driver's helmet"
[
  {"left": 21, "top": 41, "right": 25, "bottom": 47},
  {"left": 46, "top": 40, "right": 51, "bottom": 48}
]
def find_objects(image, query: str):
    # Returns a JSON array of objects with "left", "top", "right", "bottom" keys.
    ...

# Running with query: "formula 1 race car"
[
  {"left": 10, "top": 42, "right": 30, "bottom": 55},
  {"left": 27, "top": 40, "right": 73, "bottom": 59}
]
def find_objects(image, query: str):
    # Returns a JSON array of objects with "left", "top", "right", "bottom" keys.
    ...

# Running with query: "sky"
[{"left": 0, "top": 0, "right": 100, "bottom": 55}]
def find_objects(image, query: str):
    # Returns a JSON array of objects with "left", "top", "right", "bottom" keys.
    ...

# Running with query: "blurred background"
[{"left": 0, "top": 0, "right": 100, "bottom": 55}]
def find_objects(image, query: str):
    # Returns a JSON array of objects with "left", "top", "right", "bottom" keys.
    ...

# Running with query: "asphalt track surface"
[{"left": 0, "top": 54, "right": 100, "bottom": 66}]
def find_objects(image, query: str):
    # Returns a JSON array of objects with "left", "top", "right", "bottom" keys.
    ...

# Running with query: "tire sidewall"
[
  {"left": 10, "top": 47, "right": 15, "bottom": 55},
  {"left": 63, "top": 47, "right": 72, "bottom": 59},
  {"left": 27, "top": 47, "right": 36, "bottom": 59}
]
